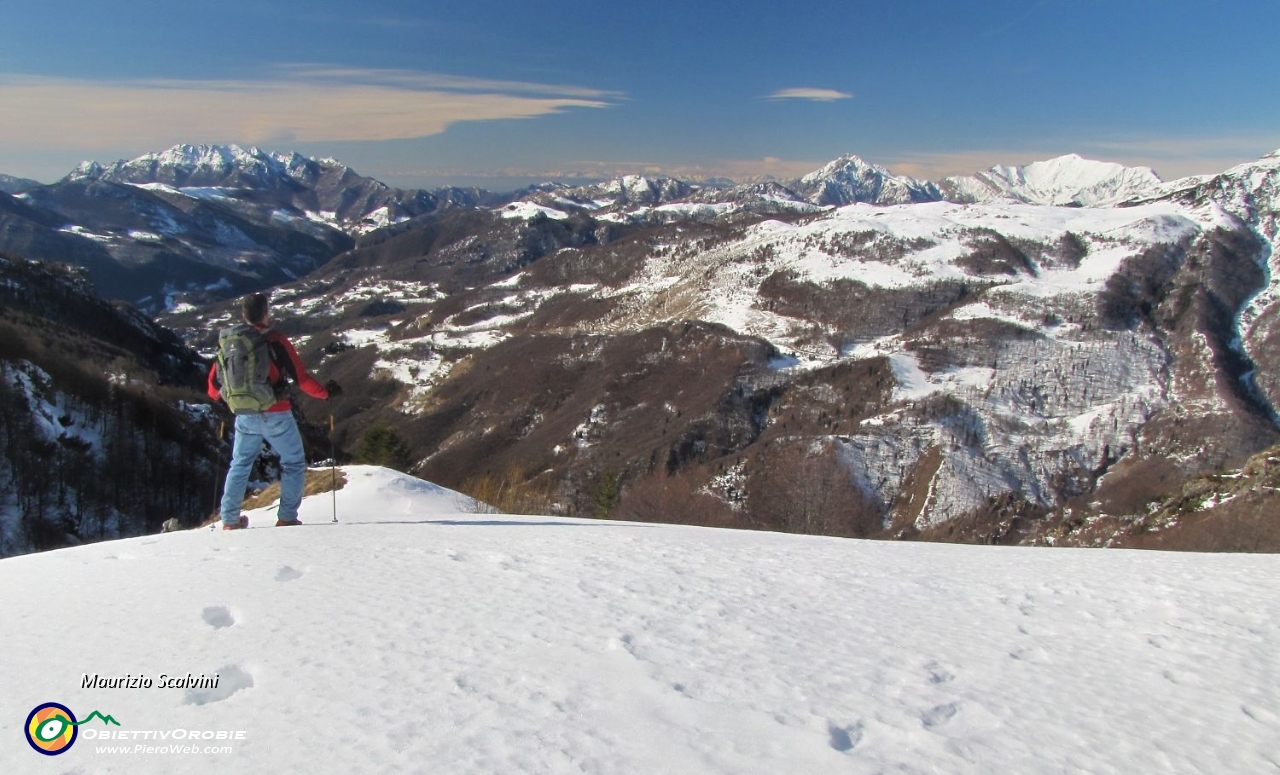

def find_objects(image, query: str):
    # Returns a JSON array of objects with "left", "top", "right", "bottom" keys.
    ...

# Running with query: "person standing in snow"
[{"left": 208, "top": 293, "right": 341, "bottom": 529}]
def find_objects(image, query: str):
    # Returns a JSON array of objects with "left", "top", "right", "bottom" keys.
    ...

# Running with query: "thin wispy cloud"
[
  {"left": 278, "top": 65, "right": 624, "bottom": 100},
  {"left": 0, "top": 68, "right": 619, "bottom": 152},
  {"left": 765, "top": 88, "right": 853, "bottom": 102}
]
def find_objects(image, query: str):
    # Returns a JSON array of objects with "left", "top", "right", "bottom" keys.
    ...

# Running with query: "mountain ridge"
[
  {"left": 64, "top": 143, "right": 492, "bottom": 233},
  {"left": 3, "top": 144, "right": 1279, "bottom": 554},
  {"left": 47, "top": 144, "right": 1195, "bottom": 216},
  {"left": 147, "top": 144, "right": 1280, "bottom": 548}
]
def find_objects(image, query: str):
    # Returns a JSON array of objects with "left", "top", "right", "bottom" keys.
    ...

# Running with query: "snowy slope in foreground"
[{"left": 2, "top": 466, "right": 1278, "bottom": 774}]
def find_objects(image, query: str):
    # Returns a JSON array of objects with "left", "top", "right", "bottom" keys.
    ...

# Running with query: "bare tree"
[
  {"left": 615, "top": 468, "right": 734, "bottom": 528},
  {"left": 746, "top": 442, "right": 882, "bottom": 538}
]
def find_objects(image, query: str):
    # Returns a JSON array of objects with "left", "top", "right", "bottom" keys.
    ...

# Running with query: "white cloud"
[
  {"left": 0, "top": 69, "right": 619, "bottom": 152},
  {"left": 765, "top": 88, "right": 853, "bottom": 102}
]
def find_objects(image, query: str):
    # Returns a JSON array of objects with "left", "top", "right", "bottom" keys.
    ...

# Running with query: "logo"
[{"left": 24, "top": 703, "right": 119, "bottom": 756}]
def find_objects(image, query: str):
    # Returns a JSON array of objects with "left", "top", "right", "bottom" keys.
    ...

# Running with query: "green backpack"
[{"left": 216, "top": 324, "right": 282, "bottom": 414}]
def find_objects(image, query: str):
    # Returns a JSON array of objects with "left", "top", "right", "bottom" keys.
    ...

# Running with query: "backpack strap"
[{"left": 262, "top": 329, "right": 295, "bottom": 398}]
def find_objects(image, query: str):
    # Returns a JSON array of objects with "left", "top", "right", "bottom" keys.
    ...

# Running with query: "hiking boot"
[
  {"left": 275, "top": 519, "right": 303, "bottom": 527},
  {"left": 222, "top": 515, "right": 249, "bottom": 530}
]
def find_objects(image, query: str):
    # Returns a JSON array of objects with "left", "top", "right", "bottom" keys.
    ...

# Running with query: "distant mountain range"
[
  {"left": 3, "top": 143, "right": 1280, "bottom": 554},
  {"left": 139, "top": 144, "right": 1277, "bottom": 551},
  {"left": 0, "top": 145, "right": 501, "bottom": 310},
  {"left": 0, "top": 144, "right": 1202, "bottom": 312},
  {"left": 65, "top": 144, "right": 492, "bottom": 232},
  {"left": 506, "top": 151, "right": 1176, "bottom": 215}
]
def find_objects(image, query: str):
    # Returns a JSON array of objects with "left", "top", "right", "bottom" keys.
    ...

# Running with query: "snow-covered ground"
[{"left": 2, "top": 466, "right": 1277, "bottom": 774}]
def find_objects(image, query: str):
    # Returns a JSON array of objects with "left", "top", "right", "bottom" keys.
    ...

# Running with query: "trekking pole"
[
  {"left": 212, "top": 419, "right": 225, "bottom": 522},
  {"left": 330, "top": 410, "right": 338, "bottom": 523}
]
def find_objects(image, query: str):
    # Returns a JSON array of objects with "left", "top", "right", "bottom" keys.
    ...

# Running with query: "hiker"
[{"left": 208, "top": 293, "right": 341, "bottom": 529}]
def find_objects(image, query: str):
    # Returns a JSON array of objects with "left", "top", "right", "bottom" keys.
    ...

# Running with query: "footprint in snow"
[
  {"left": 828, "top": 721, "right": 864, "bottom": 752},
  {"left": 275, "top": 566, "right": 303, "bottom": 582},
  {"left": 921, "top": 703, "right": 959, "bottom": 729},
  {"left": 182, "top": 665, "right": 253, "bottom": 706},
  {"left": 202, "top": 606, "right": 235, "bottom": 629},
  {"left": 1242, "top": 704, "right": 1279, "bottom": 725},
  {"left": 925, "top": 660, "right": 955, "bottom": 684},
  {"left": 1008, "top": 643, "right": 1053, "bottom": 663}
]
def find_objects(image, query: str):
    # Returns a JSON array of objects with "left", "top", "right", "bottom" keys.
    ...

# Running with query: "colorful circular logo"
[{"left": 25, "top": 703, "right": 78, "bottom": 756}]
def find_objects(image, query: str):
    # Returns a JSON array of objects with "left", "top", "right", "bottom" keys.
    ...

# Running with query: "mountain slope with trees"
[
  {"left": 0, "top": 253, "right": 222, "bottom": 555},
  {"left": 4, "top": 146, "right": 1279, "bottom": 554}
]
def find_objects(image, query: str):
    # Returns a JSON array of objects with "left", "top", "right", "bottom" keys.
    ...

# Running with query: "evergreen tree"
[
  {"left": 592, "top": 470, "right": 621, "bottom": 520},
  {"left": 356, "top": 425, "right": 415, "bottom": 472}
]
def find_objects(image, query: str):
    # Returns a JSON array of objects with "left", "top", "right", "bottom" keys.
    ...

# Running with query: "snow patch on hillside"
[{"left": 499, "top": 202, "right": 571, "bottom": 221}]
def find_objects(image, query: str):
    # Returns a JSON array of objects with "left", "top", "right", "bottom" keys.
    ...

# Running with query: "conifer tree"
[{"left": 356, "top": 425, "right": 415, "bottom": 472}]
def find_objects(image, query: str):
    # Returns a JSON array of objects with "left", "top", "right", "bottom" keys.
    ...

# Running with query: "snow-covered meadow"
[{"left": 1, "top": 466, "right": 1277, "bottom": 774}]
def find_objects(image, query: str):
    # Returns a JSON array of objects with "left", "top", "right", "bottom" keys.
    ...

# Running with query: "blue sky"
[{"left": 2, "top": 1, "right": 1277, "bottom": 190}]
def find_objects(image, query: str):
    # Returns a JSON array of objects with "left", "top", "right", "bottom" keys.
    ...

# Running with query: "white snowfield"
[{"left": 2, "top": 466, "right": 1277, "bottom": 774}]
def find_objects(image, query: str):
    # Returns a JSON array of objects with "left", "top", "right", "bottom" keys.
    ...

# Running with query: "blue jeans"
[{"left": 220, "top": 410, "right": 306, "bottom": 524}]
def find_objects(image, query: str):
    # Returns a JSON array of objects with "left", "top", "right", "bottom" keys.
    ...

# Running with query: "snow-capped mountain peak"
[
  {"left": 799, "top": 153, "right": 890, "bottom": 185},
  {"left": 66, "top": 144, "right": 373, "bottom": 191},
  {"left": 65, "top": 143, "right": 304, "bottom": 191},
  {"left": 943, "top": 154, "right": 1164, "bottom": 207},
  {"left": 50, "top": 144, "right": 480, "bottom": 242},
  {"left": 66, "top": 160, "right": 105, "bottom": 181},
  {"left": 145, "top": 143, "right": 255, "bottom": 170},
  {"left": 600, "top": 174, "right": 696, "bottom": 204},
  {"left": 797, "top": 154, "right": 943, "bottom": 206}
]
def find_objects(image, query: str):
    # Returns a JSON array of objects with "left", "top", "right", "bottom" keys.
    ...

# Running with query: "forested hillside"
[{"left": 0, "top": 253, "right": 221, "bottom": 553}]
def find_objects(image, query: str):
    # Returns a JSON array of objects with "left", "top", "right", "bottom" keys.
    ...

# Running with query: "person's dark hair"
[{"left": 242, "top": 293, "right": 270, "bottom": 325}]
